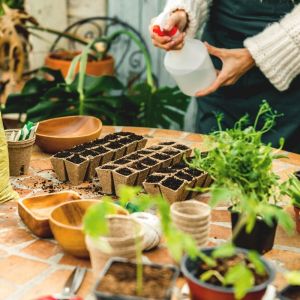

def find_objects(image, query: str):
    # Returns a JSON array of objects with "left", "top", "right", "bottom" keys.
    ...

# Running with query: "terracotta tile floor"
[{"left": 1, "top": 126, "right": 300, "bottom": 299}]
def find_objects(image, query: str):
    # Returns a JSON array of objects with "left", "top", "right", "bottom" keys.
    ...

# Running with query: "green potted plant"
[
  {"left": 3, "top": 30, "right": 189, "bottom": 129},
  {"left": 84, "top": 185, "right": 276, "bottom": 300},
  {"left": 188, "top": 101, "right": 294, "bottom": 254}
]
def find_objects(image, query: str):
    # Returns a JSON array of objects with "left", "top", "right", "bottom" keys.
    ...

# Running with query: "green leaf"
[
  {"left": 200, "top": 270, "right": 225, "bottom": 284},
  {"left": 247, "top": 251, "right": 266, "bottom": 276},
  {"left": 224, "top": 264, "right": 254, "bottom": 300},
  {"left": 285, "top": 271, "right": 300, "bottom": 286},
  {"left": 212, "top": 243, "right": 236, "bottom": 259}
]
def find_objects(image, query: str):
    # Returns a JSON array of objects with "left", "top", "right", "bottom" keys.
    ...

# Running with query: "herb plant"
[
  {"left": 283, "top": 174, "right": 300, "bottom": 208},
  {"left": 83, "top": 185, "right": 272, "bottom": 300},
  {"left": 189, "top": 101, "right": 294, "bottom": 235}
]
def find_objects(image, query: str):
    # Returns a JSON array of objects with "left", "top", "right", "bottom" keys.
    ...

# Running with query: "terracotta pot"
[
  {"left": 181, "top": 247, "right": 275, "bottom": 300},
  {"left": 45, "top": 51, "right": 115, "bottom": 78},
  {"left": 294, "top": 206, "right": 300, "bottom": 234},
  {"left": 86, "top": 216, "right": 144, "bottom": 278}
]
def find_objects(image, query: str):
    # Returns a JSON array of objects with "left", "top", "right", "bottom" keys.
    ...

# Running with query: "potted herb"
[
  {"left": 83, "top": 186, "right": 182, "bottom": 300},
  {"left": 189, "top": 101, "right": 294, "bottom": 253},
  {"left": 282, "top": 174, "right": 300, "bottom": 234}
]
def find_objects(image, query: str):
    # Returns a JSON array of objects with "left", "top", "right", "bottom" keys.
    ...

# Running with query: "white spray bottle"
[{"left": 153, "top": 12, "right": 217, "bottom": 97}]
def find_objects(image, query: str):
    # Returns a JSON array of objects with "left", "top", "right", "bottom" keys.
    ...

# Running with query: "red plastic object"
[{"left": 153, "top": 25, "right": 178, "bottom": 37}]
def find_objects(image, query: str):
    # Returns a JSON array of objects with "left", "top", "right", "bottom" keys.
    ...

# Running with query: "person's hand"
[
  {"left": 196, "top": 43, "right": 255, "bottom": 97},
  {"left": 149, "top": 10, "right": 188, "bottom": 51}
]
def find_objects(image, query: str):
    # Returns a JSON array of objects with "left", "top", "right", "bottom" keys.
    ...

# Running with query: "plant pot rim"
[
  {"left": 171, "top": 200, "right": 211, "bottom": 220},
  {"left": 181, "top": 247, "right": 275, "bottom": 295},
  {"left": 46, "top": 51, "right": 114, "bottom": 63},
  {"left": 49, "top": 199, "right": 128, "bottom": 231},
  {"left": 94, "top": 257, "right": 180, "bottom": 300},
  {"left": 87, "top": 215, "right": 144, "bottom": 244}
]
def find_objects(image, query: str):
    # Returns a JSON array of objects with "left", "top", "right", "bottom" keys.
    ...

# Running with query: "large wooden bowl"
[
  {"left": 36, "top": 116, "right": 102, "bottom": 153},
  {"left": 18, "top": 191, "right": 81, "bottom": 238},
  {"left": 49, "top": 200, "right": 129, "bottom": 258}
]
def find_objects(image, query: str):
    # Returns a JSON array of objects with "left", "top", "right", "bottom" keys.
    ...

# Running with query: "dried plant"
[{"left": 0, "top": 3, "right": 37, "bottom": 103}]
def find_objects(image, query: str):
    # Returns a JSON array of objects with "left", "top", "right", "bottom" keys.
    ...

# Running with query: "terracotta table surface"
[{"left": 1, "top": 125, "right": 300, "bottom": 300}]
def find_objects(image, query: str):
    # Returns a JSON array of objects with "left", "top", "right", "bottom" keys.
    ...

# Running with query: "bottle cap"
[{"left": 153, "top": 12, "right": 179, "bottom": 38}]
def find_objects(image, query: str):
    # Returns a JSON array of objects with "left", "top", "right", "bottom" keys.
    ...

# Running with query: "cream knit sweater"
[{"left": 162, "top": 0, "right": 300, "bottom": 91}]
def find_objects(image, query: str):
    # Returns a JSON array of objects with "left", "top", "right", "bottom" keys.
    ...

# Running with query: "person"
[{"left": 150, "top": 0, "right": 300, "bottom": 153}]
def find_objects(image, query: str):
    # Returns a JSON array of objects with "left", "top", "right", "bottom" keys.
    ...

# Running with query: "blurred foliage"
[{"left": 0, "top": 0, "right": 24, "bottom": 15}]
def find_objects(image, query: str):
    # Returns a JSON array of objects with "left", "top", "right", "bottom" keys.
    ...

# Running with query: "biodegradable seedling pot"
[
  {"left": 160, "top": 177, "right": 186, "bottom": 203},
  {"left": 50, "top": 151, "right": 71, "bottom": 181},
  {"left": 92, "top": 146, "right": 114, "bottom": 166},
  {"left": 129, "top": 162, "right": 150, "bottom": 186},
  {"left": 5, "top": 130, "right": 36, "bottom": 176},
  {"left": 278, "top": 285, "right": 300, "bottom": 300},
  {"left": 96, "top": 165, "right": 118, "bottom": 195},
  {"left": 80, "top": 149, "right": 103, "bottom": 180},
  {"left": 151, "top": 153, "right": 173, "bottom": 168},
  {"left": 172, "top": 143, "right": 193, "bottom": 157},
  {"left": 94, "top": 258, "right": 180, "bottom": 300},
  {"left": 139, "top": 157, "right": 160, "bottom": 173},
  {"left": 64, "top": 154, "right": 89, "bottom": 186},
  {"left": 143, "top": 175, "right": 165, "bottom": 195},
  {"left": 181, "top": 247, "right": 275, "bottom": 300},
  {"left": 230, "top": 209, "right": 278, "bottom": 254},
  {"left": 113, "top": 168, "right": 138, "bottom": 195},
  {"left": 171, "top": 200, "right": 211, "bottom": 247},
  {"left": 86, "top": 216, "right": 144, "bottom": 277},
  {"left": 136, "top": 137, "right": 147, "bottom": 150},
  {"left": 163, "top": 149, "right": 183, "bottom": 165}
]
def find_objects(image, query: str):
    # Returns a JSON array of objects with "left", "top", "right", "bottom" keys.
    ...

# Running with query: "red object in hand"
[{"left": 153, "top": 25, "right": 178, "bottom": 37}]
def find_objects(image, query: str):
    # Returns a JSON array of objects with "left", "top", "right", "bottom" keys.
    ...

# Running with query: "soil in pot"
[
  {"left": 279, "top": 285, "right": 300, "bottom": 300},
  {"left": 231, "top": 210, "right": 277, "bottom": 254},
  {"left": 158, "top": 167, "right": 177, "bottom": 174},
  {"left": 146, "top": 175, "right": 165, "bottom": 183},
  {"left": 105, "top": 141, "right": 123, "bottom": 150},
  {"left": 114, "top": 158, "right": 131, "bottom": 165},
  {"left": 152, "top": 153, "right": 170, "bottom": 161},
  {"left": 175, "top": 171, "right": 193, "bottom": 182},
  {"left": 140, "top": 157, "right": 158, "bottom": 167},
  {"left": 172, "top": 144, "right": 190, "bottom": 151},
  {"left": 162, "top": 177, "right": 184, "bottom": 190},
  {"left": 130, "top": 162, "right": 148, "bottom": 171},
  {"left": 126, "top": 153, "right": 143, "bottom": 161},
  {"left": 137, "top": 150, "right": 153, "bottom": 156},
  {"left": 159, "top": 141, "right": 176, "bottom": 146},
  {"left": 53, "top": 151, "right": 72, "bottom": 158},
  {"left": 65, "top": 154, "right": 89, "bottom": 185},
  {"left": 66, "top": 154, "right": 86, "bottom": 164},
  {"left": 93, "top": 146, "right": 109, "bottom": 154},
  {"left": 71, "top": 144, "right": 86, "bottom": 153},
  {"left": 182, "top": 248, "right": 274, "bottom": 300},
  {"left": 116, "top": 168, "right": 133, "bottom": 176},
  {"left": 80, "top": 149, "right": 99, "bottom": 158},
  {"left": 95, "top": 261, "right": 176, "bottom": 299},
  {"left": 185, "top": 168, "right": 203, "bottom": 177},
  {"left": 147, "top": 145, "right": 164, "bottom": 151}
]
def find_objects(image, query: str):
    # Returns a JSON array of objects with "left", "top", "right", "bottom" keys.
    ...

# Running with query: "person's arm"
[
  {"left": 244, "top": 4, "right": 300, "bottom": 91},
  {"left": 162, "top": 0, "right": 213, "bottom": 38},
  {"left": 150, "top": 0, "right": 213, "bottom": 51}
]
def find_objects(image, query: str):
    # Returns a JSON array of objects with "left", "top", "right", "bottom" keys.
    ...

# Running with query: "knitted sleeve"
[
  {"left": 244, "top": 4, "right": 300, "bottom": 91},
  {"left": 162, "top": 0, "right": 213, "bottom": 37}
]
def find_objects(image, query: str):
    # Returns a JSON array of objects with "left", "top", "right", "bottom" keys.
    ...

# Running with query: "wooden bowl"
[
  {"left": 18, "top": 191, "right": 81, "bottom": 238},
  {"left": 49, "top": 200, "right": 129, "bottom": 258},
  {"left": 36, "top": 115, "right": 102, "bottom": 153}
]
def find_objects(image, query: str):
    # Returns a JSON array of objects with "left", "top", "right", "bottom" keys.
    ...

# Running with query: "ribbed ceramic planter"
[{"left": 86, "top": 216, "right": 144, "bottom": 278}]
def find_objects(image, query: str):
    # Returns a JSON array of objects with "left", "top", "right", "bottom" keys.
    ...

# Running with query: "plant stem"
[
  {"left": 135, "top": 225, "right": 143, "bottom": 296},
  {"left": 231, "top": 215, "right": 248, "bottom": 242}
]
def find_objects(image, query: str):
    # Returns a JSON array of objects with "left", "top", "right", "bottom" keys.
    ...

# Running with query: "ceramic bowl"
[
  {"left": 36, "top": 115, "right": 102, "bottom": 153},
  {"left": 49, "top": 199, "right": 128, "bottom": 258}
]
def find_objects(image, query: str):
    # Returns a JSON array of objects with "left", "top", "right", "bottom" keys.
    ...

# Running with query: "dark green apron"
[{"left": 196, "top": 0, "right": 300, "bottom": 153}]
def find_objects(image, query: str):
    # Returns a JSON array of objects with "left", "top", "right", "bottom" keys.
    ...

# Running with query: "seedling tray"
[
  {"left": 96, "top": 142, "right": 192, "bottom": 195},
  {"left": 50, "top": 132, "right": 147, "bottom": 185},
  {"left": 143, "top": 160, "right": 211, "bottom": 203}
]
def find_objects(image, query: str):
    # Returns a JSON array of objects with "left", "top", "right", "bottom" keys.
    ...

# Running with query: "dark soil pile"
[
  {"left": 185, "top": 168, "right": 202, "bottom": 177},
  {"left": 159, "top": 141, "right": 175, "bottom": 146},
  {"left": 146, "top": 175, "right": 165, "bottom": 183},
  {"left": 106, "top": 141, "right": 123, "bottom": 150},
  {"left": 96, "top": 262, "right": 175, "bottom": 299},
  {"left": 126, "top": 153, "right": 143, "bottom": 160},
  {"left": 93, "top": 146, "right": 109, "bottom": 154},
  {"left": 162, "top": 177, "right": 183, "bottom": 190},
  {"left": 114, "top": 159, "right": 130, "bottom": 165},
  {"left": 116, "top": 168, "right": 133, "bottom": 176},
  {"left": 130, "top": 162, "right": 147, "bottom": 171},
  {"left": 66, "top": 154, "right": 86, "bottom": 164},
  {"left": 176, "top": 171, "right": 193, "bottom": 181},
  {"left": 140, "top": 157, "right": 157, "bottom": 166},
  {"left": 54, "top": 151, "right": 71, "bottom": 158},
  {"left": 71, "top": 145, "right": 86, "bottom": 153},
  {"left": 80, "top": 150, "right": 98, "bottom": 157},
  {"left": 152, "top": 153, "right": 170, "bottom": 161},
  {"left": 173, "top": 144, "right": 189, "bottom": 150}
]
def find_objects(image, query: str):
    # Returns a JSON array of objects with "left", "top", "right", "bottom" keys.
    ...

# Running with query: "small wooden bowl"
[
  {"left": 18, "top": 191, "right": 81, "bottom": 238},
  {"left": 49, "top": 200, "right": 129, "bottom": 258},
  {"left": 36, "top": 115, "right": 102, "bottom": 153}
]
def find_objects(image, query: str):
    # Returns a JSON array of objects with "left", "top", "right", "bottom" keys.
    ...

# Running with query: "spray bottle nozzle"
[{"left": 152, "top": 12, "right": 179, "bottom": 38}]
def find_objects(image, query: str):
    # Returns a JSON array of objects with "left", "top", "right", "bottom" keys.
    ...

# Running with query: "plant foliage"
[{"left": 188, "top": 101, "right": 294, "bottom": 234}]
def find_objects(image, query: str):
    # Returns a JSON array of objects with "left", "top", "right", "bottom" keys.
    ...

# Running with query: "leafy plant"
[
  {"left": 283, "top": 174, "right": 300, "bottom": 208},
  {"left": 188, "top": 101, "right": 294, "bottom": 235},
  {"left": 3, "top": 29, "right": 190, "bottom": 129},
  {"left": 83, "top": 185, "right": 272, "bottom": 300}
]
